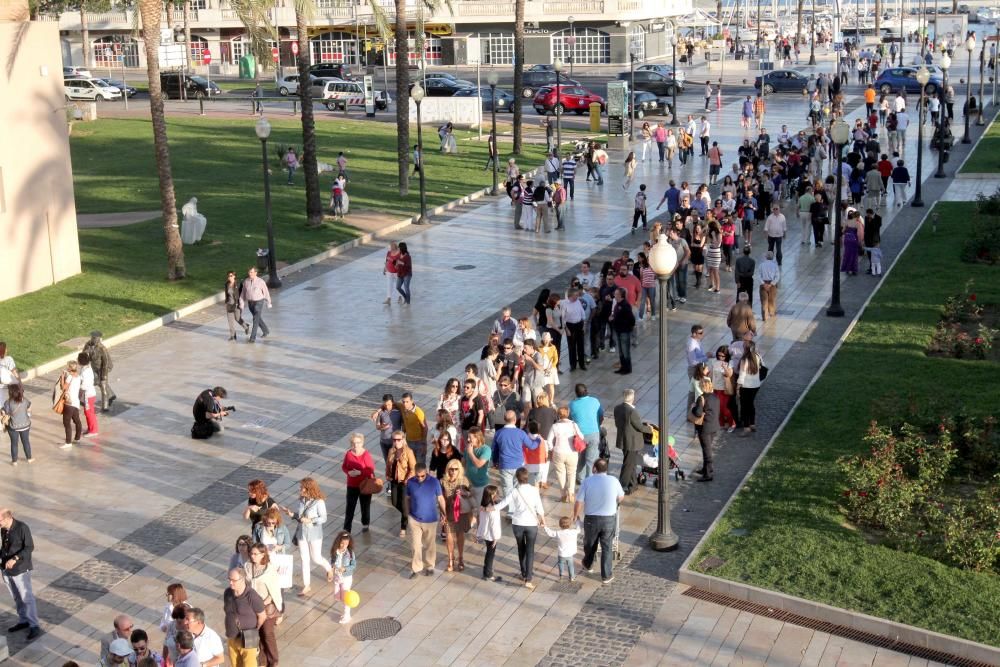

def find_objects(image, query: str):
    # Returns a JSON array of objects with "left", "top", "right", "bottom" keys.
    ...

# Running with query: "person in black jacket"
[
  {"left": 0, "top": 508, "right": 40, "bottom": 639},
  {"left": 610, "top": 289, "right": 636, "bottom": 375}
]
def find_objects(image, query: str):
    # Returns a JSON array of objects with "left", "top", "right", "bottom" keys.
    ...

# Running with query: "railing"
[
  {"left": 82, "top": 9, "right": 129, "bottom": 24},
  {"left": 542, "top": 0, "right": 603, "bottom": 13},
  {"left": 455, "top": 1, "right": 515, "bottom": 16},
  {"left": 615, "top": 0, "right": 642, "bottom": 10}
]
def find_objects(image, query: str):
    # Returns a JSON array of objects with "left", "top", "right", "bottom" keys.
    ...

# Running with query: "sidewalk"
[{"left": 0, "top": 84, "right": 985, "bottom": 667}]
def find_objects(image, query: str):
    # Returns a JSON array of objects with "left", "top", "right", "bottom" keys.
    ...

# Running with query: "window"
[
  {"left": 189, "top": 35, "right": 209, "bottom": 62},
  {"left": 92, "top": 36, "right": 139, "bottom": 68},
  {"left": 550, "top": 28, "right": 610, "bottom": 65},
  {"left": 231, "top": 36, "right": 278, "bottom": 63},
  {"left": 387, "top": 33, "right": 442, "bottom": 66},
  {"left": 628, "top": 25, "right": 646, "bottom": 62},
  {"left": 476, "top": 32, "right": 514, "bottom": 65},
  {"left": 310, "top": 31, "right": 359, "bottom": 65}
]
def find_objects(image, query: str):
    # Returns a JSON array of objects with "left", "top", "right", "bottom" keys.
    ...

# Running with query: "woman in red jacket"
[
  {"left": 342, "top": 432, "right": 375, "bottom": 533},
  {"left": 394, "top": 242, "right": 413, "bottom": 305}
]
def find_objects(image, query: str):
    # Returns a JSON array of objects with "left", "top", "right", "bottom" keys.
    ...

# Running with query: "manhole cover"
[
  {"left": 350, "top": 617, "right": 402, "bottom": 641},
  {"left": 452, "top": 264, "right": 476, "bottom": 271},
  {"left": 697, "top": 556, "right": 726, "bottom": 571},
  {"left": 550, "top": 580, "right": 584, "bottom": 594}
]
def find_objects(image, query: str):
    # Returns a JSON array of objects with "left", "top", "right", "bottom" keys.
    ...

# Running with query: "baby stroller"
[{"left": 636, "top": 425, "right": 685, "bottom": 487}]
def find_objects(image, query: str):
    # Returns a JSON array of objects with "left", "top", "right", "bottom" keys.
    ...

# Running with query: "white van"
[{"left": 312, "top": 78, "right": 390, "bottom": 111}]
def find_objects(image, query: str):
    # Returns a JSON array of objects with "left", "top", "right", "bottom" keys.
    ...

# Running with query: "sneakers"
[
  {"left": 339, "top": 615, "right": 351, "bottom": 624},
  {"left": 59, "top": 443, "right": 73, "bottom": 450},
  {"left": 9, "top": 461, "right": 16, "bottom": 467},
  {"left": 26, "top": 626, "right": 41, "bottom": 641},
  {"left": 602, "top": 576, "right": 615, "bottom": 585},
  {"left": 525, "top": 582, "right": 536, "bottom": 590},
  {"left": 7, "top": 622, "right": 29, "bottom": 632},
  {"left": 83, "top": 432, "right": 99, "bottom": 438}
]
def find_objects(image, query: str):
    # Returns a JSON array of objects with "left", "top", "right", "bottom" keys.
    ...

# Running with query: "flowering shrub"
[
  {"left": 962, "top": 187, "right": 1000, "bottom": 264},
  {"left": 928, "top": 282, "right": 997, "bottom": 360},
  {"left": 941, "top": 280, "right": 984, "bottom": 323}
]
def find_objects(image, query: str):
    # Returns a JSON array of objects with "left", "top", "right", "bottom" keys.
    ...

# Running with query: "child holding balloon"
[{"left": 330, "top": 531, "right": 358, "bottom": 623}]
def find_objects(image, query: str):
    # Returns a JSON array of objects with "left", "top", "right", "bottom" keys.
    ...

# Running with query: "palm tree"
[
  {"left": 796, "top": 0, "right": 803, "bottom": 48},
  {"left": 80, "top": 2, "right": 91, "bottom": 68},
  {"left": 293, "top": 0, "right": 324, "bottom": 225},
  {"left": 137, "top": 0, "right": 187, "bottom": 278},
  {"left": 394, "top": 0, "right": 410, "bottom": 196},
  {"left": 183, "top": 0, "right": 192, "bottom": 68},
  {"left": 512, "top": 0, "right": 524, "bottom": 154},
  {"left": 874, "top": 0, "right": 881, "bottom": 39}
]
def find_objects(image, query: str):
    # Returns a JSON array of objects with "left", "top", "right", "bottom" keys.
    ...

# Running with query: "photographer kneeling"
[{"left": 192, "top": 386, "right": 232, "bottom": 439}]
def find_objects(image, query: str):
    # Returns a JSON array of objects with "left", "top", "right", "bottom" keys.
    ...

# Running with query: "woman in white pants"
[
  {"left": 383, "top": 242, "right": 400, "bottom": 305},
  {"left": 547, "top": 407, "right": 582, "bottom": 504},
  {"left": 283, "top": 477, "right": 333, "bottom": 597}
]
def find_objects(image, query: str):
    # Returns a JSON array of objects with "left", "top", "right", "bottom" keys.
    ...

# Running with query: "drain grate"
[
  {"left": 682, "top": 588, "right": 993, "bottom": 667},
  {"left": 303, "top": 286, "right": 321, "bottom": 291},
  {"left": 453, "top": 264, "right": 476, "bottom": 271},
  {"left": 549, "top": 580, "right": 584, "bottom": 594},
  {"left": 350, "top": 617, "right": 402, "bottom": 641}
]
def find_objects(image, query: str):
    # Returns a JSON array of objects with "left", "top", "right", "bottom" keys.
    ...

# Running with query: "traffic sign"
[
  {"left": 203, "top": 51, "right": 212, "bottom": 65},
  {"left": 271, "top": 46, "right": 279, "bottom": 62},
  {"left": 291, "top": 41, "right": 299, "bottom": 55}
]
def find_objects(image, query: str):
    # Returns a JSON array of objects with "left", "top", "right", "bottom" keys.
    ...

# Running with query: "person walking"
[
  {"left": 639, "top": 122, "right": 652, "bottom": 161},
  {"left": 284, "top": 147, "right": 298, "bottom": 185},
  {"left": 562, "top": 289, "right": 587, "bottom": 372},
  {"left": 763, "top": 205, "right": 786, "bottom": 266},
  {"left": 690, "top": 378, "right": 720, "bottom": 481},
  {"left": 243, "top": 479, "right": 276, "bottom": 534},
  {"left": 394, "top": 242, "right": 413, "bottom": 305},
  {"left": 2, "top": 383, "right": 32, "bottom": 465},
  {"left": 613, "top": 389, "right": 652, "bottom": 494},
  {"left": 441, "top": 460, "right": 475, "bottom": 572},
  {"left": 757, "top": 251, "right": 780, "bottom": 322},
  {"left": 610, "top": 289, "right": 636, "bottom": 374},
  {"left": 0, "top": 509, "right": 40, "bottom": 641},
  {"left": 547, "top": 407, "right": 583, "bottom": 503},
  {"left": 485, "top": 130, "right": 500, "bottom": 172},
  {"left": 386, "top": 431, "right": 416, "bottom": 537},
  {"left": 622, "top": 152, "right": 637, "bottom": 190},
  {"left": 703, "top": 81, "right": 713, "bottom": 111},
  {"left": 77, "top": 352, "right": 98, "bottom": 437},
  {"left": 0, "top": 343, "right": 16, "bottom": 405},
  {"left": 224, "top": 272, "right": 251, "bottom": 341},
  {"left": 654, "top": 122, "right": 667, "bottom": 162},
  {"left": 244, "top": 545, "right": 282, "bottom": 665},
  {"left": 405, "top": 463, "right": 446, "bottom": 578},
  {"left": 734, "top": 246, "right": 756, "bottom": 306},
  {"left": 737, "top": 340, "right": 765, "bottom": 435},
  {"left": 493, "top": 467, "right": 545, "bottom": 590},
  {"left": 699, "top": 116, "right": 711, "bottom": 156},
  {"left": 561, "top": 153, "right": 577, "bottom": 201},
  {"left": 342, "top": 433, "right": 375, "bottom": 533},
  {"left": 239, "top": 267, "right": 272, "bottom": 344},
  {"left": 573, "top": 460, "right": 624, "bottom": 584},
  {"left": 222, "top": 568, "right": 265, "bottom": 667},
  {"left": 569, "top": 383, "right": 603, "bottom": 484},
  {"left": 56, "top": 360, "right": 82, "bottom": 450},
  {"left": 890, "top": 159, "right": 911, "bottom": 208},
  {"left": 82, "top": 332, "right": 116, "bottom": 411},
  {"left": 382, "top": 242, "right": 400, "bottom": 306},
  {"left": 282, "top": 478, "right": 333, "bottom": 597}
]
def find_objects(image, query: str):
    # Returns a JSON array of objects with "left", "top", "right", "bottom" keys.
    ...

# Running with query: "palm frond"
[
  {"left": 367, "top": 0, "right": 391, "bottom": 41},
  {"left": 292, "top": 0, "right": 315, "bottom": 26},
  {"left": 229, "top": 0, "right": 278, "bottom": 65}
]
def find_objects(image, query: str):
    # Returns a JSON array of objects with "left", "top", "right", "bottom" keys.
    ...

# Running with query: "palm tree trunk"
[
  {"left": 80, "top": 4, "right": 91, "bottom": 69},
  {"left": 796, "top": 0, "right": 803, "bottom": 46},
  {"left": 394, "top": 0, "right": 410, "bottom": 196},
  {"left": 165, "top": 0, "right": 174, "bottom": 29},
  {"left": 874, "top": 0, "right": 881, "bottom": 37},
  {"left": 183, "top": 0, "right": 192, "bottom": 69},
  {"left": 138, "top": 0, "right": 186, "bottom": 279},
  {"left": 296, "top": 9, "right": 324, "bottom": 226},
  {"left": 513, "top": 0, "right": 524, "bottom": 154}
]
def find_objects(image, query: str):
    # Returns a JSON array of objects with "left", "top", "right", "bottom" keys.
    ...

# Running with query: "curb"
[{"left": 18, "top": 177, "right": 524, "bottom": 384}]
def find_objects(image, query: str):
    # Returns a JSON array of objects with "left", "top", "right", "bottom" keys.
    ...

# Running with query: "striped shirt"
[
  {"left": 521, "top": 188, "right": 534, "bottom": 206},
  {"left": 562, "top": 159, "right": 577, "bottom": 179},
  {"left": 240, "top": 276, "right": 271, "bottom": 305},
  {"left": 639, "top": 266, "right": 656, "bottom": 288}
]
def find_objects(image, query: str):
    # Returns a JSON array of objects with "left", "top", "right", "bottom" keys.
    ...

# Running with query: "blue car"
[
  {"left": 453, "top": 86, "right": 516, "bottom": 112},
  {"left": 874, "top": 67, "right": 942, "bottom": 95}
]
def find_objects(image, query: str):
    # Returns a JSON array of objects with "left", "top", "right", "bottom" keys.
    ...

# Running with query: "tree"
[
  {"left": 137, "top": 0, "right": 187, "bottom": 278},
  {"left": 394, "top": 0, "right": 410, "bottom": 196},
  {"left": 183, "top": 0, "right": 192, "bottom": 68},
  {"left": 512, "top": 0, "right": 524, "bottom": 154},
  {"left": 874, "top": 0, "right": 881, "bottom": 40},
  {"left": 294, "top": 0, "right": 324, "bottom": 224},
  {"left": 796, "top": 0, "right": 803, "bottom": 48}
]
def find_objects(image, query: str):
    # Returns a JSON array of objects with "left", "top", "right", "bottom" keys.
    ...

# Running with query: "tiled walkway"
[{"left": 0, "top": 86, "right": 990, "bottom": 667}]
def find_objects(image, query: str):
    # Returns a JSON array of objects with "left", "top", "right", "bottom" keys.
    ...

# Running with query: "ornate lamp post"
[
  {"left": 962, "top": 34, "right": 975, "bottom": 144},
  {"left": 488, "top": 71, "right": 499, "bottom": 196},
  {"left": 568, "top": 16, "right": 575, "bottom": 78},
  {"left": 411, "top": 83, "right": 428, "bottom": 224},
  {"left": 254, "top": 117, "right": 281, "bottom": 289},
  {"left": 554, "top": 57, "right": 564, "bottom": 153},
  {"left": 935, "top": 51, "right": 951, "bottom": 178},
  {"left": 976, "top": 38, "right": 985, "bottom": 126},
  {"left": 912, "top": 66, "right": 930, "bottom": 208},
  {"left": 648, "top": 233, "right": 680, "bottom": 553},
  {"left": 826, "top": 118, "right": 849, "bottom": 318}
]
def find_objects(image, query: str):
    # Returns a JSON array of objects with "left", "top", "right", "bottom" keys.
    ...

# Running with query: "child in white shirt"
[
  {"left": 544, "top": 516, "right": 581, "bottom": 581},
  {"left": 476, "top": 485, "right": 504, "bottom": 583}
]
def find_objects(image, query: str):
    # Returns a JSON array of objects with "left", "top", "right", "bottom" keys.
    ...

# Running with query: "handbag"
[
  {"left": 52, "top": 373, "right": 67, "bottom": 415},
  {"left": 687, "top": 398, "right": 706, "bottom": 426},
  {"left": 359, "top": 477, "right": 384, "bottom": 495},
  {"left": 0, "top": 411, "right": 9, "bottom": 428},
  {"left": 572, "top": 434, "right": 587, "bottom": 453},
  {"left": 758, "top": 355, "right": 769, "bottom": 381},
  {"left": 239, "top": 628, "right": 260, "bottom": 650},
  {"left": 724, "top": 375, "right": 736, "bottom": 396}
]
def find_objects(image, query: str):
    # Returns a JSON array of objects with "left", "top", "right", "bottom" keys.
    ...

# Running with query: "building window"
[
  {"left": 231, "top": 36, "right": 277, "bottom": 63},
  {"left": 550, "top": 27, "right": 610, "bottom": 65},
  {"left": 387, "top": 33, "right": 442, "bottom": 66},
  {"left": 189, "top": 34, "right": 209, "bottom": 61},
  {"left": 92, "top": 35, "right": 140, "bottom": 68},
  {"left": 476, "top": 32, "right": 514, "bottom": 65},
  {"left": 628, "top": 25, "right": 645, "bottom": 61},
  {"left": 310, "top": 31, "right": 359, "bottom": 65}
]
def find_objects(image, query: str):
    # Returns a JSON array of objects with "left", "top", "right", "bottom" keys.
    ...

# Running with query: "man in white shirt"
[
  {"left": 699, "top": 116, "right": 711, "bottom": 156},
  {"left": 763, "top": 205, "right": 787, "bottom": 266},
  {"left": 895, "top": 110, "right": 910, "bottom": 156},
  {"left": 757, "top": 251, "right": 780, "bottom": 321},
  {"left": 185, "top": 608, "right": 224, "bottom": 667},
  {"left": 894, "top": 92, "right": 906, "bottom": 113},
  {"left": 238, "top": 266, "right": 273, "bottom": 344},
  {"left": 573, "top": 458, "right": 625, "bottom": 584},
  {"left": 545, "top": 151, "right": 561, "bottom": 184},
  {"left": 575, "top": 260, "right": 599, "bottom": 289},
  {"left": 562, "top": 289, "right": 588, "bottom": 371}
]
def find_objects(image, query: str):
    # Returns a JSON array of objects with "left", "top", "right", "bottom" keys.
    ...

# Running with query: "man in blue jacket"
[{"left": 492, "top": 410, "right": 535, "bottom": 499}]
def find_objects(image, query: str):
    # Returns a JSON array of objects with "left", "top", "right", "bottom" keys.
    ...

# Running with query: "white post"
[{"left": 476, "top": 59, "right": 482, "bottom": 139}]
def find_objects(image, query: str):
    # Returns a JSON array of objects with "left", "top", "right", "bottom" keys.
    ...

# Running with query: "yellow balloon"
[{"left": 343, "top": 590, "right": 360, "bottom": 609}]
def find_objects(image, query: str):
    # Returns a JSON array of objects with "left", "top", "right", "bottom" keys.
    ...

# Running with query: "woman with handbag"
[
  {"left": 253, "top": 507, "right": 292, "bottom": 554},
  {"left": 441, "top": 460, "right": 475, "bottom": 572},
  {"left": 690, "top": 378, "right": 720, "bottom": 481},
  {"left": 245, "top": 544, "right": 283, "bottom": 665},
  {"left": 710, "top": 346, "right": 737, "bottom": 433},
  {"left": 224, "top": 271, "right": 250, "bottom": 341},
  {"left": 547, "top": 407, "right": 582, "bottom": 504},
  {"left": 281, "top": 478, "right": 333, "bottom": 597},
  {"left": 56, "top": 360, "right": 82, "bottom": 450},
  {"left": 2, "top": 382, "right": 32, "bottom": 465},
  {"left": 386, "top": 432, "right": 417, "bottom": 538},
  {"left": 342, "top": 433, "right": 376, "bottom": 533},
  {"left": 737, "top": 340, "right": 765, "bottom": 435},
  {"left": 0, "top": 342, "right": 19, "bottom": 403}
]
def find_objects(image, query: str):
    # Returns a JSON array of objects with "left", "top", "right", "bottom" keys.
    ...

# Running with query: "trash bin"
[
  {"left": 256, "top": 249, "right": 269, "bottom": 271},
  {"left": 589, "top": 102, "right": 601, "bottom": 133}
]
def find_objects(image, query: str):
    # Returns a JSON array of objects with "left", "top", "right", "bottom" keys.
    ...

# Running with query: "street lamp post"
[
  {"left": 629, "top": 51, "right": 637, "bottom": 137},
  {"left": 977, "top": 39, "right": 985, "bottom": 125},
  {"left": 411, "top": 84, "right": 428, "bottom": 224},
  {"left": 554, "top": 58, "right": 564, "bottom": 153},
  {"left": 912, "top": 66, "right": 930, "bottom": 207},
  {"left": 648, "top": 233, "right": 680, "bottom": 553},
  {"left": 935, "top": 52, "right": 951, "bottom": 178},
  {"left": 898, "top": 2, "right": 904, "bottom": 66},
  {"left": 254, "top": 118, "right": 281, "bottom": 289},
  {"left": 568, "top": 16, "right": 575, "bottom": 78},
  {"left": 826, "top": 119, "right": 849, "bottom": 318},
  {"left": 809, "top": 0, "right": 817, "bottom": 66},
  {"left": 670, "top": 34, "right": 679, "bottom": 125},
  {"left": 962, "top": 35, "right": 975, "bottom": 143},
  {"left": 488, "top": 71, "right": 499, "bottom": 196}
]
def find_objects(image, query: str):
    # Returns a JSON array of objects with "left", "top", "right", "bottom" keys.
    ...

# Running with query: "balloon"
[{"left": 343, "top": 590, "right": 360, "bottom": 609}]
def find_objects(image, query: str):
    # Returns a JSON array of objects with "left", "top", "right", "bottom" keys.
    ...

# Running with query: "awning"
[{"left": 673, "top": 9, "right": 722, "bottom": 28}]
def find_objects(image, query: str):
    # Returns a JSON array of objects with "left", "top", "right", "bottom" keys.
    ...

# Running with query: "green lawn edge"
[
  {"left": 1, "top": 117, "right": 548, "bottom": 368},
  {"left": 688, "top": 202, "right": 1000, "bottom": 647},
  {"left": 960, "top": 107, "right": 1000, "bottom": 174}
]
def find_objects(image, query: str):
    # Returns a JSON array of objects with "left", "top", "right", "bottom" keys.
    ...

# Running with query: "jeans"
[
  {"left": 581, "top": 514, "right": 617, "bottom": 581},
  {"left": 286, "top": 165, "right": 296, "bottom": 184},
  {"left": 657, "top": 141, "right": 665, "bottom": 161},
  {"left": 3, "top": 571, "right": 38, "bottom": 628},
  {"left": 576, "top": 431, "right": 601, "bottom": 483},
  {"left": 616, "top": 331, "right": 632, "bottom": 373},
  {"left": 511, "top": 524, "right": 538, "bottom": 581},
  {"left": 557, "top": 556, "right": 576, "bottom": 579},
  {"left": 675, "top": 264, "right": 689, "bottom": 299},
  {"left": 396, "top": 275, "right": 412, "bottom": 304},
  {"left": 564, "top": 177, "right": 575, "bottom": 200},
  {"left": 638, "top": 286, "right": 656, "bottom": 319},
  {"left": 498, "top": 468, "right": 516, "bottom": 501},
  {"left": 344, "top": 485, "right": 371, "bottom": 531},
  {"left": 7, "top": 428, "right": 31, "bottom": 462},
  {"left": 483, "top": 540, "right": 497, "bottom": 578},
  {"left": 248, "top": 300, "right": 270, "bottom": 341},
  {"left": 767, "top": 235, "right": 784, "bottom": 265},
  {"left": 594, "top": 163, "right": 605, "bottom": 185},
  {"left": 739, "top": 387, "right": 759, "bottom": 428},
  {"left": 631, "top": 208, "right": 648, "bottom": 229}
]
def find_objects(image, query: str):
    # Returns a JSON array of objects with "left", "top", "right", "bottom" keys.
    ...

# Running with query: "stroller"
[{"left": 636, "top": 424, "right": 685, "bottom": 487}]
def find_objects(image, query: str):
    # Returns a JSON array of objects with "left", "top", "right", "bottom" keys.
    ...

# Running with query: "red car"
[{"left": 533, "top": 84, "right": 605, "bottom": 115}]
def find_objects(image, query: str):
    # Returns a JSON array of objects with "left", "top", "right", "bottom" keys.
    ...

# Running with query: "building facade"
[{"left": 55, "top": 0, "right": 692, "bottom": 73}]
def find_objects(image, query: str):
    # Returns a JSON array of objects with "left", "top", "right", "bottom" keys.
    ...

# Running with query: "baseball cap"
[{"left": 109, "top": 638, "right": 134, "bottom": 657}]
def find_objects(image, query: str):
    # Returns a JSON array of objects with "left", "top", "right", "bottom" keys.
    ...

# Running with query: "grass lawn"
[
  {"left": 960, "top": 108, "right": 1000, "bottom": 174},
  {"left": 689, "top": 202, "right": 1000, "bottom": 647},
  {"left": 0, "top": 116, "right": 547, "bottom": 369}
]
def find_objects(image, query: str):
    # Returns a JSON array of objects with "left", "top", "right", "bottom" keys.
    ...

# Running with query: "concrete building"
[
  {"left": 1, "top": 0, "right": 82, "bottom": 303},
  {"left": 54, "top": 0, "right": 692, "bottom": 74}
]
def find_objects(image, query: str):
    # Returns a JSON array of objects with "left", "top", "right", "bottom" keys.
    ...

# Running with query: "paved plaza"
[{"left": 0, "top": 84, "right": 989, "bottom": 667}]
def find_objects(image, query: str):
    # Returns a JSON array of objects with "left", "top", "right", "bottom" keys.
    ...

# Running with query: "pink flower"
[
  {"left": 975, "top": 337, "right": 984, "bottom": 345},
  {"left": 917, "top": 531, "right": 925, "bottom": 538},
  {"left": 969, "top": 293, "right": 977, "bottom": 301},
  {"left": 859, "top": 491, "right": 869, "bottom": 498}
]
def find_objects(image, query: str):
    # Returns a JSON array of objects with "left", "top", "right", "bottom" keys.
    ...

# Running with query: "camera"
[{"left": 223, "top": 405, "right": 236, "bottom": 413}]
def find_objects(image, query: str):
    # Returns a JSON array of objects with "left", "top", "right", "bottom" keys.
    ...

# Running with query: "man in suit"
[{"left": 613, "top": 389, "right": 652, "bottom": 494}]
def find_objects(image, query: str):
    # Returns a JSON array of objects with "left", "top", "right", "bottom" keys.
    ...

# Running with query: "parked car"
[
  {"left": 307, "top": 63, "right": 352, "bottom": 80},
  {"left": 521, "top": 71, "right": 581, "bottom": 98},
  {"left": 628, "top": 91, "right": 671, "bottom": 119},
  {"left": 276, "top": 74, "right": 300, "bottom": 96},
  {"left": 874, "top": 66, "right": 941, "bottom": 95},
  {"left": 96, "top": 78, "right": 137, "bottom": 97},
  {"left": 313, "top": 79, "right": 390, "bottom": 111},
  {"left": 533, "top": 84, "right": 604, "bottom": 115},
  {"left": 754, "top": 69, "right": 811, "bottom": 94},
  {"left": 64, "top": 78, "right": 121, "bottom": 101},
  {"left": 453, "top": 86, "right": 516, "bottom": 112},
  {"left": 527, "top": 64, "right": 556, "bottom": 72},
  {"left": 63, "top": 65, "right": 92, "bottom": 78},
  {"left": 160, "top": 73, "right": 222, "bottom": 98},
  {"left": 416, "top": 77, "right": 475, "bottom": 96},
  {"left": 618, "top": 70, "right": 684, "bottom": 96}
]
